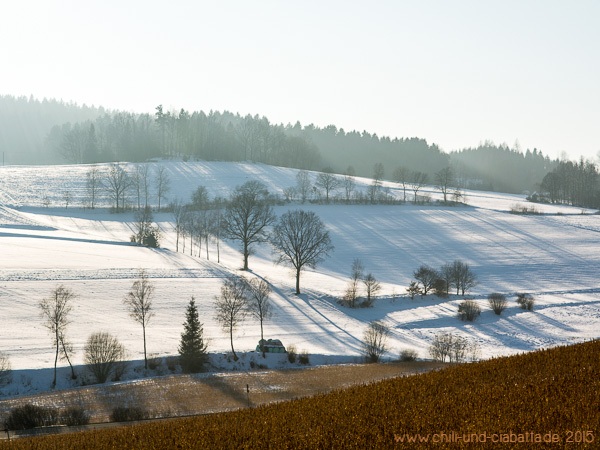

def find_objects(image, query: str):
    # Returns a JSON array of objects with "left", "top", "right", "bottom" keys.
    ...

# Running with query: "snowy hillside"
[{"left": 0, "top": 160, "right": 599, "bottom": 394}]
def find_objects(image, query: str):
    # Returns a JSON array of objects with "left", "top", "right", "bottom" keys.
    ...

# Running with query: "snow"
[{"left": 0, "top": 160, "right": 598, "bottom": 395}]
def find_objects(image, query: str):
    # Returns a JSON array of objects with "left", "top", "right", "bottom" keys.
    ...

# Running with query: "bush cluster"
[
  {"left": 457, "top": 300, "right": 481, "bottom": 322},
  {"left": 517, "top": 293, "right": 535, "bottom": 310},
  {"left": 5, "top": 404, "right": 89, "bottom": 430},
  {"left": 110, "top": 406, "right": 149, "bottom": 422}
]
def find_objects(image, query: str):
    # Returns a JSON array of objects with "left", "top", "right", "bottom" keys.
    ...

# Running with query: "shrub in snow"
[
  {"left": 84, "top": 331, "right": 127, "bottom": 384},
  {"left": 429, "top": 332, "right": 479, "bottom": 363},
  {"left": 287, "top": 345, "right": 297, "bottom": 364},
  {"left": 406, "top": 281, "right": 421, "bottom": 300},
  {"left": 433, "top": 279, "right": 448, "bottom": 298},
  {"left": 362, "top": 273, "right": 381, "bottom": 307},
  {"left": 362, "top": 321, "right": 390, "bottom": 363},
  {"left": 299, "top": 350, "right": 310, "bottom": 365},
  {"left": 516, "top": 293, "right": 535, "bottom": 311},
  {"left": 399, "top": 349, "right": 418, "bottom": 362},
  {"left": 458, "top": 300, "right": 481, "bottom": 322},
  {"left": 488, "top": 293, "right": 508, "bottom": 315},
  {"left": 0, "top": 352, "right": 12, "bottom": 387}
]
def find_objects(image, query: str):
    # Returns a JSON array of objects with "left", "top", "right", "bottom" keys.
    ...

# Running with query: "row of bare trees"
[
  {"left": 284, "top": 164, "right": 463, "bottom": 206},
  {"left": 407, "top": 261, "right": 477, "bottom": 299},
  {"left": 84, "top": 163, "right": 171, "bottom": 211},
  {"left": 173, "top": 180, "right": 334, "bottom": 295},
  {"left": 38, "top": 271, "right": 156, "bottom": 387},
  {"left": 36, "top": 270, "right": 280, "bottom": 385}
]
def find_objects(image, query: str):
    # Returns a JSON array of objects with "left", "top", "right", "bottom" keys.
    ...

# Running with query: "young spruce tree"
[{"left": 179, "top": 297, "right": 209, "bottom": 373}]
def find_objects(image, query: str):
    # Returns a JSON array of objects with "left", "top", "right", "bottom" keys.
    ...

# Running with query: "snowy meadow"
[{"left": 0, "top": 160, "right": 599, "bottom": 395}]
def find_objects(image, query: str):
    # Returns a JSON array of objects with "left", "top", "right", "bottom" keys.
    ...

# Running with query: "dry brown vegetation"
[
  {"left": 2, "top": 340, "right": 599, "bottom": 449},
  {"left": 0, "top": 362, "right": 440, "bottom": 424}
]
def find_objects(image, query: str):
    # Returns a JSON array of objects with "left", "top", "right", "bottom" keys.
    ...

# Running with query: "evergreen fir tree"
[{"left": 178, "top": 297, "right": 208, "bottom": 373}]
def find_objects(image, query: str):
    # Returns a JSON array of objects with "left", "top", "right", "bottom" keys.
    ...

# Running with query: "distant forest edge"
[{"left": 1, "top": 94, "right": 598, "bottom": 206}]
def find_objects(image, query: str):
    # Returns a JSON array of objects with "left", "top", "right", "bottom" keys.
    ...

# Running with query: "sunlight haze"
[{"left": 2, "top": 0, "right": 598, "bottom": 159}]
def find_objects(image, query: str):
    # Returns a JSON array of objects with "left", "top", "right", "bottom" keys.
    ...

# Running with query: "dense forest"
[
  {"left": 539, "top": 158, "right": 600, "bottom": 208},
  {"left": 0, "top": 94, "right": 590, "bottom": 197}
]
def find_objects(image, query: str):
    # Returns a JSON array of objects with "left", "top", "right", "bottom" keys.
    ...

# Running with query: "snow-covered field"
[{"left": 0, "top": 160, "right": 599, "bottom": 395}]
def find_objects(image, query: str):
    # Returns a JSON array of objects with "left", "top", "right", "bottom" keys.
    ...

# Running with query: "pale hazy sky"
[{"left": 2, "top": 1, "right": 599, "bottom": 160}]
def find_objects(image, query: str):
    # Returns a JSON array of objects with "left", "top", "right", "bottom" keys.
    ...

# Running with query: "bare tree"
[
  {"left": 214, "top": 277, "right": 249, "bottom": 361},
  {"left": 155, "top": 165, "right": 171, "bottom": 210},
  {"left": 247, "top": 278, "right": 273, "bottom": 356},
  {"left": 343, "top": 173, "right": 356, "bottom": 202},
  {"left": 123, "top": 270, "right": 155, "bottom": 369},
  {"left": 222, "top": 180, "right": 276, "bottom": 270},
  {"left": 39, "top": 285, "right": 76, "bottom": 387},
  {"left": 84, "top": 332, "right": 126, "bottom": 383},
  {"left": 369, "top": 162, "right": 385, "bottom": 203},
  {"left": 440, "top": 263, "right": 456, "bottom": 297},
  {"left": 62, "top": 190, "right": 72, "bottom": 209},
  {"left": 139, "top": 164, "right": 151, "bottom": 209},
  {"left": 315, "top": 168, "right": 340, "bottom": 204},
  {"left": 344, "top": 258, "right": 364, "bottom": 308},
  {"left": 435, "top": 166, "right": 455, "bottom": 203},
  {"left": 171, "top": 200, "right": 188, "bottom": 253},
  {"left": 86, "top": 166, "right": 102, "bottom": 209},
  {"left": 104, "top": 163, "right": 131, "bottom": 212},
  {"left": 131, "top": 164, "right": 143, "bottom": 210},
  {"left": 429, "top": 332, "right": 479, "bottom": 363},
  {"left": 413, "top": 265, "right": 439, "bottom": 295},
  {"left": 271, "top": 210, "right": 334, "bottom": 295},
  {"left": 363, "top": 273, "right": 381, "bottom": 307},
  {"left": 295, "top": 170, "right": 312, "bottom": 203},
  {"left": 392, "top": 166, "right": 410, "bottom": 202},
  {"left": 411, "top": 171, "right": 429, "bottom": 204},
  {"left": 362, "top": 321, "right": 390, "bottom": 363},
  {"left": 131, "top": 164, "right": 151, "bottom": 210},
  {"left": 450, "top": 260, "right": 477, "bottom": 295},
  {"left": 190, "top": 185, "right": 210, "bottom": 210}
]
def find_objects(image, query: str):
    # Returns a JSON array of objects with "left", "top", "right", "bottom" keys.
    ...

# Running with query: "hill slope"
[{"left": 0, "top": 160, "right": 598, "bottom": 396}]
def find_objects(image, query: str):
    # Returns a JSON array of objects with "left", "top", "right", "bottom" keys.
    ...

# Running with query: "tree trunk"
[
  {"left": 295, "top": 267, "right": 301, "bottom": 295},
  {"left": 230, "top": 325, "right": 238, "bottom": 361},
  {"left": 243, "top": 245, "right": 249, "bottom": 270},
  {"left": 61, "top": 338, "right": 76, "bottom": 379},
  {"left": 143, "top": 324, "right": 148, "bottom": 370},
  {"left": 260, "top": 320, "right": 265, "bottom": 358},
  {"left": 53, "top": 329, "right": 59, "bottom": 388}
]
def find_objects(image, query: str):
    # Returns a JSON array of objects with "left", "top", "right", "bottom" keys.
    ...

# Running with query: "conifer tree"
[{"left": 179, "top": 297, "right": 209, "bottom": 373}]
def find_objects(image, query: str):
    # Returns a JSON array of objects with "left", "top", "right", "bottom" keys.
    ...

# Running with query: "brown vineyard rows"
[{"left": 2, "top": 339, "right": 599, "bottom": 449}]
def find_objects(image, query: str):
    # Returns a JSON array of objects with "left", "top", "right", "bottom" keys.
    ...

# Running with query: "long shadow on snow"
[
  {"left": 0, "top": 230, "right": 134, "bottom": 247},
  {"left": 267, "top": 281, "right": 365, "bottom": 354}
]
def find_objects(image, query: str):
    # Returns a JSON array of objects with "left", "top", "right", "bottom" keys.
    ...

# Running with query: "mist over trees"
[
  {"left": 539, "top": 158, "right": 600, "bottom": 208},
  {"left": 451, "top": 142, "right": 556, "bottom": 194},
  {"left": 0, "top": 95, "right": 582, "bottom": 197}
]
